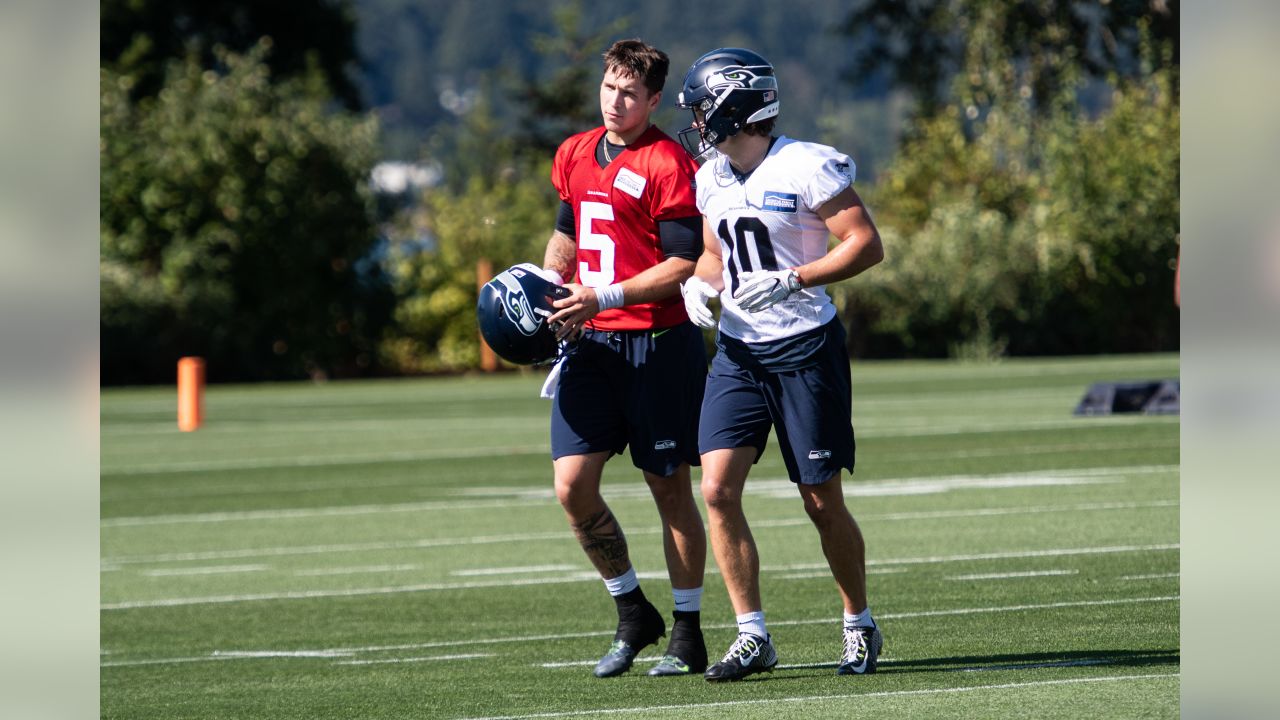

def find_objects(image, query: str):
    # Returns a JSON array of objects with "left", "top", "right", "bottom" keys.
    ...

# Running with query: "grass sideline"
[{"left": 101, "top": 354, "right": 1179, "bottom": 719}]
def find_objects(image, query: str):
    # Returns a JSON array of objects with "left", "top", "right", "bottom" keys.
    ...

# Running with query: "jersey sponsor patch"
[
  {"left": 613, "top": 167, "right": 647, "bottom": 199},
  {"left": 762, "top": 191, "right": 798, "bottom": 213}
]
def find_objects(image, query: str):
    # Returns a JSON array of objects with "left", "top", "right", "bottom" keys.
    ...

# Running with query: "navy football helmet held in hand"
[
  {"left": 676, "top": 48, "right": 779, "bottom": 160},
  {"left": 477, "top": 263, "right": 571, "bottom": 365}
]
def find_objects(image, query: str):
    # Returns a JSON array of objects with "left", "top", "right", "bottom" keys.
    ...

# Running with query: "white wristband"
[{"left": 595, "top": 283, "right": 625, "bottom": 311}]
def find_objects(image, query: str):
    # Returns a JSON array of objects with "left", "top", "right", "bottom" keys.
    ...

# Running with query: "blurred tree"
[
  {"left": 516, "top": 0, "right": 630, "bottom": 155},
  {"left": 101, "top": 0, "right": 362, "bottom": 108},
  {"left": 837, "top": 0, "right": 1178, "bottom": 117},
  {"left": 832, "top": 14, "right": 1179, "bottom": 358},
  {"left": 377, "top": 3, "right": 627, "bottom": 373},
  {"left": 101, "top": 43, "right": 390, "bottom": 383},
  {"left": 377, "top": 100, "right": 557, "bottom": 373}
]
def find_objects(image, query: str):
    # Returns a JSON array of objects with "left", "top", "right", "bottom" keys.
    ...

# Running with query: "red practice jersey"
[{"left": 551, "top": 125, "right": 698, "bottom": 331}]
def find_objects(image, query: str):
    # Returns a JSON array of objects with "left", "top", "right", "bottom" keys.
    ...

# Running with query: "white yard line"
[
  {"left": 102, "top": 439, "right": 1176, "bottom": 503},
  {"left": 102, "top": 498, "right": 1176, "bottom": 567},
  {"left": 102, "top": 545, "right": 1177, "bottom": 610},
  {"left": 451, "top": 565, "right": 579, "bottom": 577},
  {"left": 211, "top": 650, "right": 352, "bottom": 658},
  {"left": 100, "top": 415, "right": 1175, "bottom": 476},
  {"left": 101, "top": 465, "right": 1177, "bottom": 528},
  {"left": 101, "top": 498, "right": 552, "bottom": 527},
  {"left": 101, "top": 595, "right": 1179, "bottom": 668},
  {"left": 101, "top": 444, "right": 552, "bottom": 476},
  {"left": 866, "top": 499, "right": 1177, "bottom": 521},
  {"left": 142, "top": 564, "right": 269, "bottom": 577},
  {"left": 947, "top": 569, "right": 1079, "bottom": 581},
  {"left": 1121, "top": 572, "right": 1180, "bottom": 581},
  {"left": 295, "top": 564, "right": 420, "bottom": 577},
  {"left": 455, "top": 673, "right": 1179, "bottom": 720},
  {"left": 105, "top": 531, "right": 571, "bottom": 565},
  {"left": 335, "top": 653, "right": 493, "bottom": 666},
  {"left": 776, "top": 567, "right": 910, "bottom": 580}
]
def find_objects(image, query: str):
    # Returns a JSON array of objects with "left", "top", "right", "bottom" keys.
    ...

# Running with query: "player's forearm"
[
  {"left": 614, "top": 257, "right": 697, "bottom": 306},
  {"left": 542, "top": 231, "right": 577, "bottom": 283},
  {"left": 693, "top": 250, "right": 725, "bottom": 292},
  {"left": 794, "top": 231, "right": 884, "bottom": 288}
]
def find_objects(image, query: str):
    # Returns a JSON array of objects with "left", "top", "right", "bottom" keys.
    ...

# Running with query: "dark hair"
[
  {"left": 602, "top": 39, "right": 669, "bottom": 96},
  {"left": 742, "top": 118, "right": 776, "bottom": 137}
]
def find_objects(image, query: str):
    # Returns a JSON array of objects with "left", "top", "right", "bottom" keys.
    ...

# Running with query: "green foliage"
[
  {"left": 839, "top": 0, "right": 1178, "bottom": 117},
  {"left": 517, "top": 0, "right": 631, "bottom": 155},
  {"left": 836, "top": 19, "right": 1179, "bottom": 358},
  {"left": 101, "top": 42, "right": 389, "bottom": 383},
  {"left": 375, "top": 11, "right": 613, "bottom": 374},
  {"left": 101, "top": 0, "right": 362, "bottom": 108},
  {"left": 377, "top": 103, "right": 557, "bottom": 373}
]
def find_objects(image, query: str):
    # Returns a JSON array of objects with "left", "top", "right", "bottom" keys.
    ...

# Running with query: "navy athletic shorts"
[
  {"left": 551, "top": 321, "right": 707, "bottom": 477},
  {"left": 698, "top": 319, "right": 855, "bottom": 485}
]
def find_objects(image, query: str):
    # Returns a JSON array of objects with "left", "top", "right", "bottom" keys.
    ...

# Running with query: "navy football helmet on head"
[
  {"left": 477, "top": 263, "right": 571, "bottom": 365},
  {"left": 676, "top": 48, "right": 779, "bottom": 160}
]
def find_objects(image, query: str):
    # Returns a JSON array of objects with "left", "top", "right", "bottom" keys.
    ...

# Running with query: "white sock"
[
  {"left": 844, "top": 607, "right": 875, "bottom": 629},
  {"left": 603, "top": 568, "right": 639, "bottom": 597},
  {"left": 736, "top": 610, "right": 767, "bottom": 639},
  {"left": 672, "top": 586, "right": 703, "bottom": 613}
]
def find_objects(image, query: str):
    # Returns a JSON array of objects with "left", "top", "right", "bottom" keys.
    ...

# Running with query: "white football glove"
[
  {"left": 680, "top": 276, "right": 719, "bottom": 329},
  {"left": 733, "top": 269, "right": 802, "bottom": 313}
]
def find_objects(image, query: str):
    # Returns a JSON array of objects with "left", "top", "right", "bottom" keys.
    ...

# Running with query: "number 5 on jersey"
[{"left": 578, "top": 201, "right": 616, "bottom": 286}]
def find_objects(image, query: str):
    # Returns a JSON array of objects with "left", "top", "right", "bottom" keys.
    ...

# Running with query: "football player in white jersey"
[{"left": 676, "top": 48, "right": 886, "bottom": 682}]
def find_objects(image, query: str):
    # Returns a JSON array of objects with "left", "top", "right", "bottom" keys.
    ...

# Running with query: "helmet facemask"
[
  {"left": 677, "top": 50, "right": 779, "bottom": 162},
  {"left": 677, "top": 99, "right": 721, "bottom": 163}
]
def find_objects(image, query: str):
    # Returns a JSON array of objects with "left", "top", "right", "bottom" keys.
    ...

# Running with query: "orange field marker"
[
  {"left": 477, "top": 258, "right": 498, "bottom": 372},
  {"left": 177, "top": 356, "right": 205, "bottom": 431}
]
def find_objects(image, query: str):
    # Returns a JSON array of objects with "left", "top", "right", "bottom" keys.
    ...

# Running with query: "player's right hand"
[{"left": 680, "top": 276, "right": 719, "bottom": 329}]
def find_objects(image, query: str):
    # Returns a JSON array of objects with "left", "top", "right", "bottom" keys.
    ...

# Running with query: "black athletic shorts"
[
  {"left": 698, "top": 319, "right": 855, "bottom": 485},
  {"left": 551, "top": 321, "right": 707, "bottom": 477}
]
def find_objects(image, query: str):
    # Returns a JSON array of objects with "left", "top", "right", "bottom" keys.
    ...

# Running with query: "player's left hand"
[
  {"left": 548, "top": 284, "right": 598, "bottom": 340},
  {"left": 733, "top": 269, "right": 802, "bottom": 312}
]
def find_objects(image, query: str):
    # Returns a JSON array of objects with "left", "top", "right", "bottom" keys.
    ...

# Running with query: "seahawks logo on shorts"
[
  {"left": 808, "top": 449, "right": 832, "bottom": 460},
  {"left": 654, "top": 439, "right": 677, "bottom": 450}
]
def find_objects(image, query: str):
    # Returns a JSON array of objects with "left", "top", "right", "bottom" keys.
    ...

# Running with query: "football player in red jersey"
[{"left": 535, "top": 39, "right": 709, "bottom": 678}]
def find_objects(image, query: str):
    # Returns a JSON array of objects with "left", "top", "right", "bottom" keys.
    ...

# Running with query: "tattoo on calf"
[{"left": 572, "top": 507, "right": 631, "bottom": 578}]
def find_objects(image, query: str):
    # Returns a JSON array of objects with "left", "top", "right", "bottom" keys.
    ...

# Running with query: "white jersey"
[{"left": 695, "top": 136, "right": 856, "bottom": 343}]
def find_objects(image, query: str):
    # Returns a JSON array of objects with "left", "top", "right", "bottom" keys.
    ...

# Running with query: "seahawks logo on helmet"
[
  {"left": 706, "top": 66, "right": 770, "bottom": 93},
  {"left": 477, "top": 263, "right": 569, "bottom": 365},
  {"left": 497, "top": 271, "right": 541, "bottom": 336},
  {"left": 676, "top": 49, "right": 780, "bottom": 160}
]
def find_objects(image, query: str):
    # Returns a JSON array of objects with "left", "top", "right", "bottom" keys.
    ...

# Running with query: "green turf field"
[{"left": 101, "top": 354, "right": 1179, "bottom": 719}]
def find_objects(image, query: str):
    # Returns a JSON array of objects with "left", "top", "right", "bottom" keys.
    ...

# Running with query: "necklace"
[{"left": 603, "top": 137, "right": 617, "bottom": 163}]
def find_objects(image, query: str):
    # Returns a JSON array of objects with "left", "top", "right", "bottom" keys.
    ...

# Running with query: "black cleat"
[
  {"left": 836, "top": 624, "right": 883, "bottom": 675},
  {"left": 647, "top": 616, "right": 706, "bottom": 676},
  {"left": 593, "top": 599, "right": 665, "bottom": 678},
  {"left": 704, "top": 632, "right": 777, "bottom": 682}
]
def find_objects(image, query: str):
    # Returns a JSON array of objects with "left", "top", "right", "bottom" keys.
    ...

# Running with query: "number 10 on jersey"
[{"left": 718, "top": 216, "right": 776, "bottom": 294}]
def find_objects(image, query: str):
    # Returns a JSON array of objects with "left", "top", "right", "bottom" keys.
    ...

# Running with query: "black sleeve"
[
  {"left": 659, "top": 216, "right": 703, "bottom": 260},
  {"left": 555, "top": 200, "right": 576, "bottom": 237}
]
